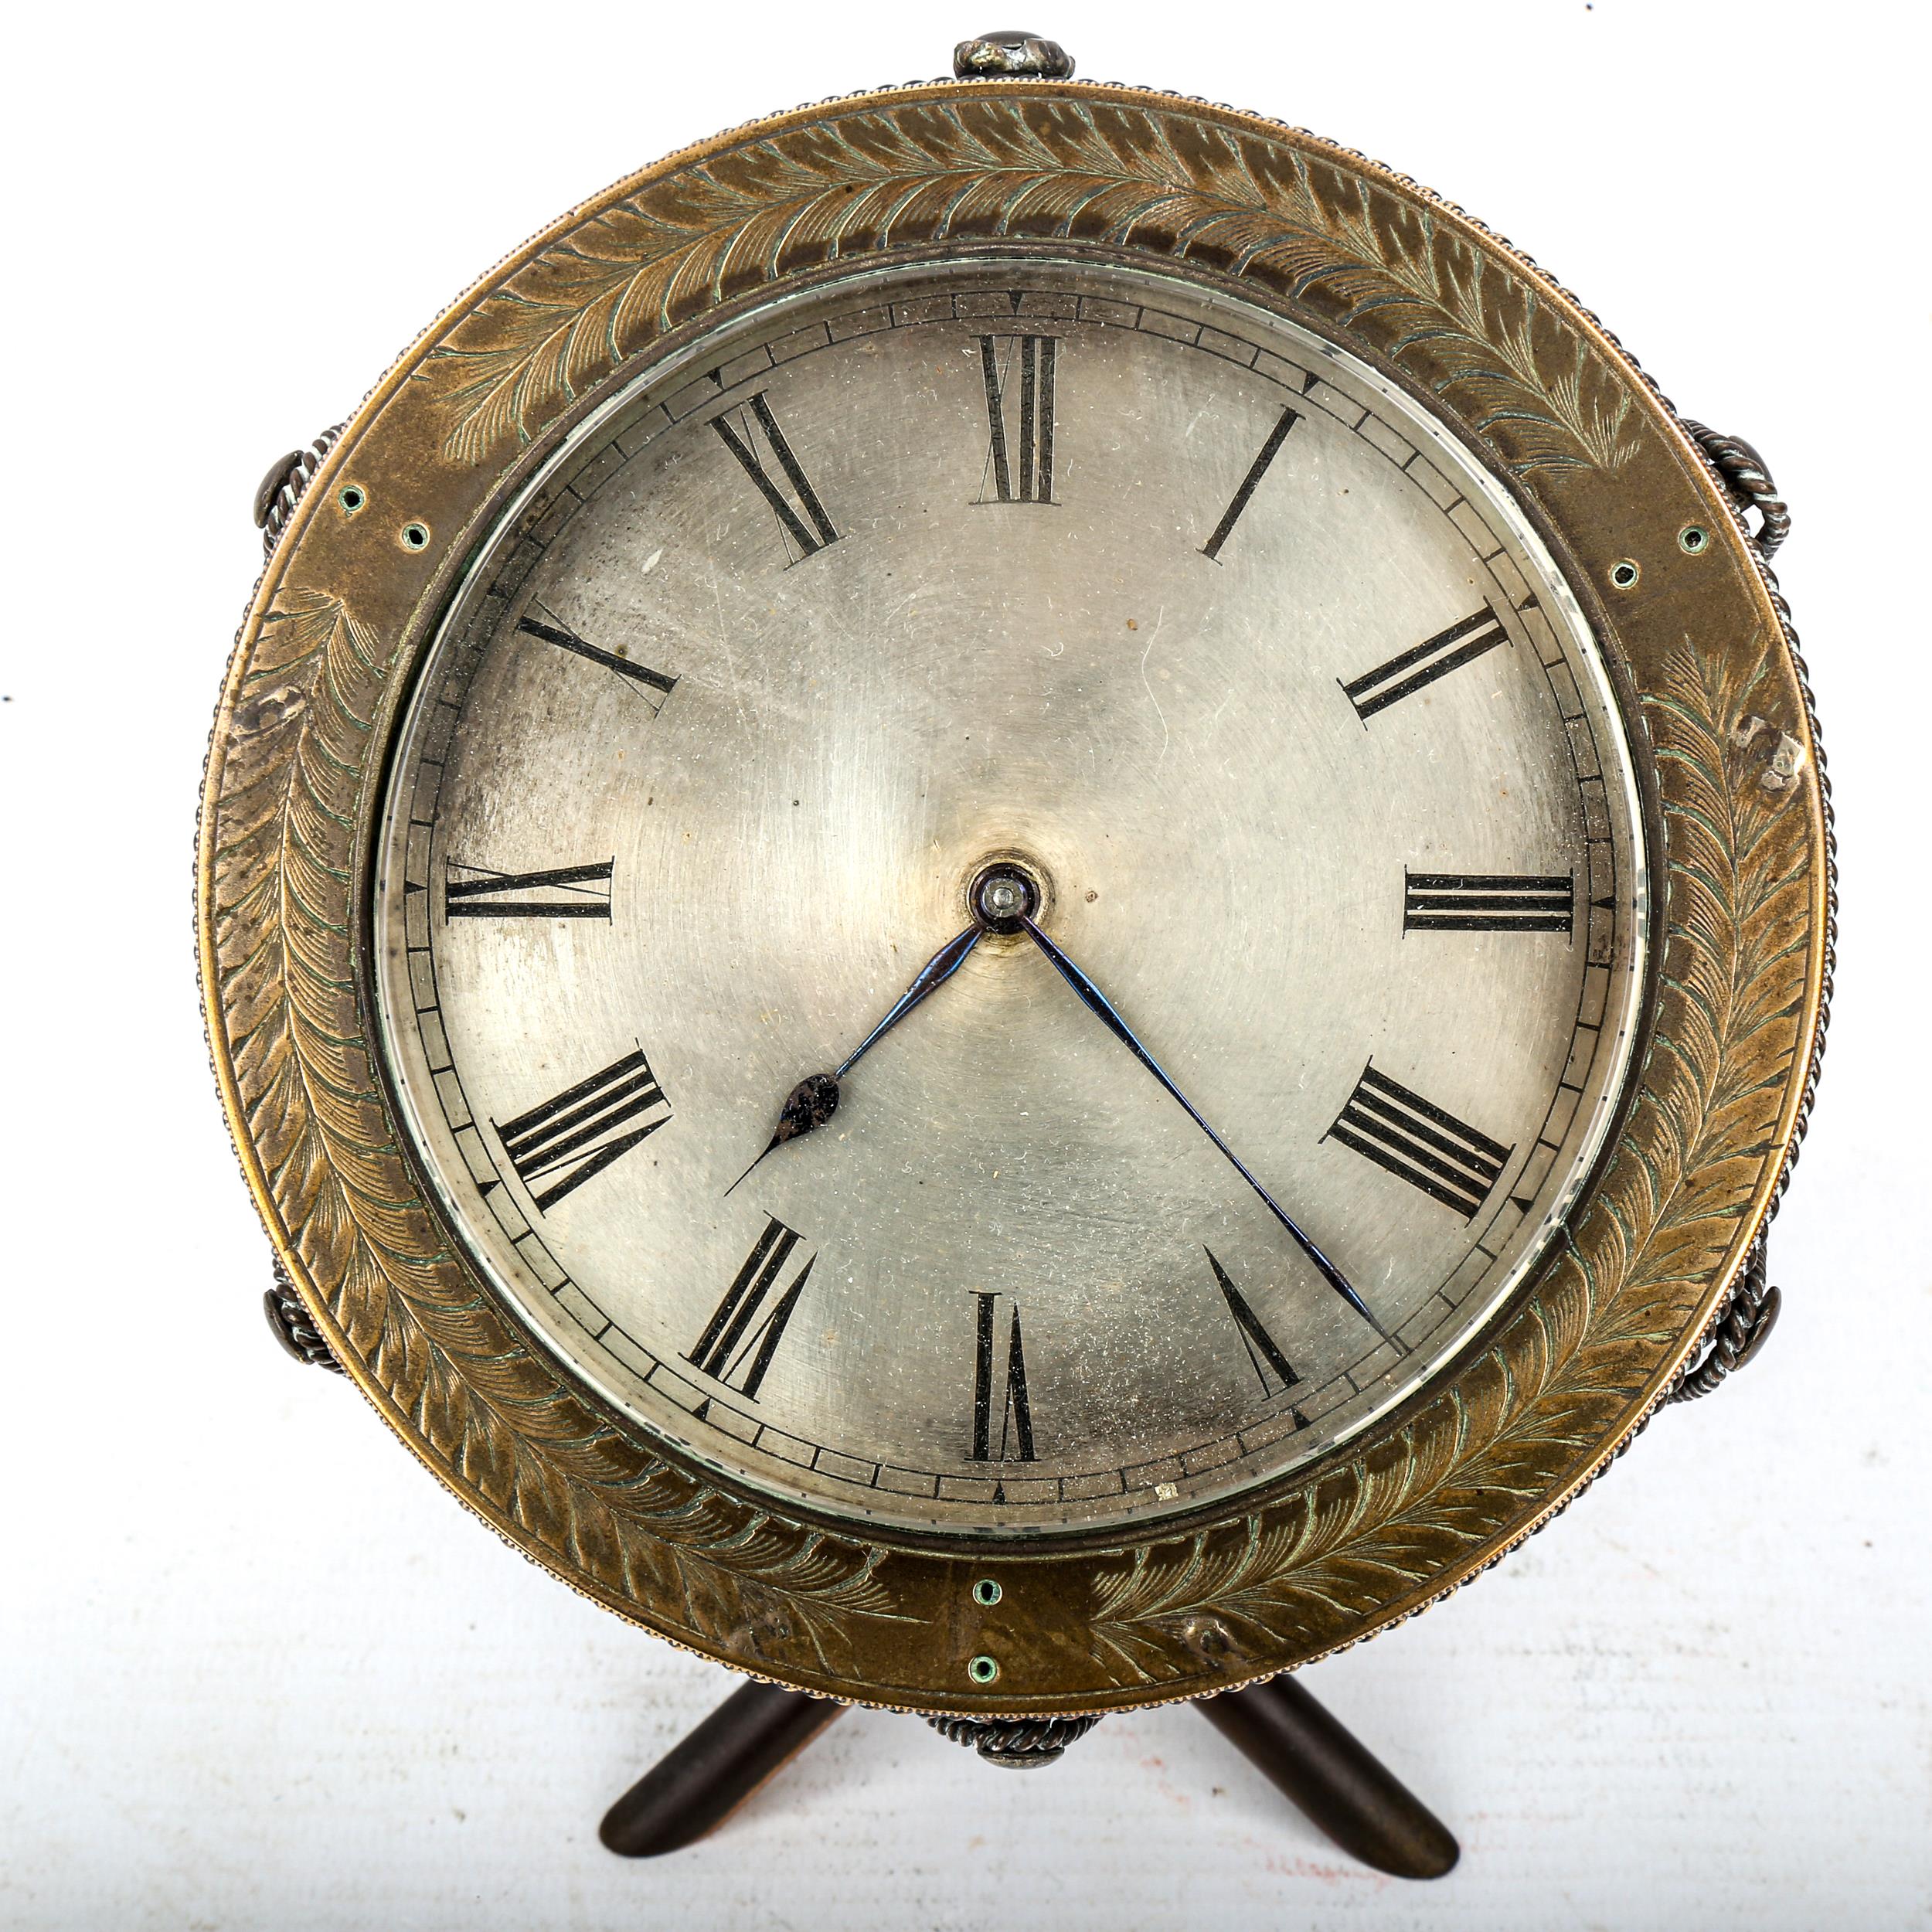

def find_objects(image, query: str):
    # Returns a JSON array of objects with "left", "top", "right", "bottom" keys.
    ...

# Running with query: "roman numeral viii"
[
  {"left": 1342, "top": 606, "right": 1508, "bottom": 721},
  {"left": 969, "top": 1293, "right": 1036, "bottom": 1464},
  {"left": 519, "top": 604, "right": 678, "bottom": 714},
  {"left": 444, "top": 859, "right": 614, "bottom": 921},
  {"left": 494, "top": 1047, "right": 670, "bottom": 1213},
  {"left": 686, "top": 1216, "right": 816, "bottom": 1400},
  {"left": 712, "top": 393, "right": 840, "bottom": 560},
  {"left": 976, "top": 334, "right": 1058, "bottom": 504},
  {"left": 1403, "top": 870, "right": 1574, "bottom": 934},
  {"left": 1205, "top": 1249, "right": 1304, "bottom": 1402},
  {"left": 1325, "top": 1063, "right": 1512, "bottom": 1220}
]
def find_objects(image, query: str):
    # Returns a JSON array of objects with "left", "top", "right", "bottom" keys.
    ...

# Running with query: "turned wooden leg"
[
  {"left": 600, "top": 1681, "right": 844, "bottom": 1857},
  {"left": 1196, "top": 1676, "right": 1459, "bottom": 1879}
]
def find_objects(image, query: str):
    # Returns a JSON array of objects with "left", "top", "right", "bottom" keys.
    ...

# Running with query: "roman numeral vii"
[{"left": 686, "top": 1216, "right": 816, "bottom": 1400}]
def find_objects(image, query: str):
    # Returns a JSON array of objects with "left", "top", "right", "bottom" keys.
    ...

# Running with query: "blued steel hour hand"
[
  {"left": 725, "top": 922, "right": 982, "bottom": 1196},
  {"left": 1015, "top": 910, "right": 1393, "bottom": 1346}
]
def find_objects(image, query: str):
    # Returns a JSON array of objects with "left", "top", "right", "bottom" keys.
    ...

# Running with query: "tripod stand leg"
[
  {"left": 600, "top": 1681, "right": 844, "bottom": 1857},
  {"left": 1196, "top": 1676, "right": 1459, "bottom": 1879}
]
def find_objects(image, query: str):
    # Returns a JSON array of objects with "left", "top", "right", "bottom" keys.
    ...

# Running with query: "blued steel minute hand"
[
  {"left": 725, "top": 923, "right": 983, "bottom": 1196},
  {"left": 1016, "top": 913, "right": 1393, "bottom": 1345}
]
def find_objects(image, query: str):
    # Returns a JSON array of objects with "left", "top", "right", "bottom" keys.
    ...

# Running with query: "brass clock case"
[{"left": 198, "top": 77, "right": 1828, "bottom": 1713}]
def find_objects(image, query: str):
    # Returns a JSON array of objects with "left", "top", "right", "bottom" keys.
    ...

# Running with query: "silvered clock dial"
[
  {"left": 373, "top": 259, "right": 1647, "bottom": 1535},
  {"left": 202, "top": 32, "right": 1828, "bottom": 1719}
]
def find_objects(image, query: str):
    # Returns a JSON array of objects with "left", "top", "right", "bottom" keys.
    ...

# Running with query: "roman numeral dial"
[
  {"left": 494, "top": 1047, "right": 671, "bottom": 1213},
  {"left": 1343, "top": 606, "right": 1508, "bottom": 720},
  {"left": 1326, "top": 1063, "right": 1512, "bottom": 1220},
  {"left": 976, "top": 333, "right": 1058, "bottom": 504},
  {"left": 687, "top": 1216, "right": 816, "bottom": 1400},
  {"left": 1404, "top": 871, "right": 1575, "bottom": 934}
]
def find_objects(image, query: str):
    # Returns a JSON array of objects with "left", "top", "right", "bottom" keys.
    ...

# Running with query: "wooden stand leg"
[
  {"left": 600, "top": 1681, "right": 844, "bottom": 1857},
  {"left": 1196, "top": 1676, "right": 1460, "bottom": 1879}
]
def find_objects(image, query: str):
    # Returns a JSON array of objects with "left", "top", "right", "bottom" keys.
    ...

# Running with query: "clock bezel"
[{"left": 198, "top": 76, "right": 1828, "bottom": 1713}]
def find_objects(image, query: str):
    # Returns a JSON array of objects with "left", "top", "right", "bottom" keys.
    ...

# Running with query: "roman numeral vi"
[{"left": 969, "top": 1292, "right": 1036, "bottom": 1465}]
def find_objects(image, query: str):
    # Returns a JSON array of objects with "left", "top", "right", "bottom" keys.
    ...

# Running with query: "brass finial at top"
[{"left": 953, "top": 29, "right": 1074, "bottom": 79}]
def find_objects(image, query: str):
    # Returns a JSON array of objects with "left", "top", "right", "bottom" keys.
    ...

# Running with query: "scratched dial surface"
[{"left": 374, "top": 259, "right": 1648, "bottom": 1537}]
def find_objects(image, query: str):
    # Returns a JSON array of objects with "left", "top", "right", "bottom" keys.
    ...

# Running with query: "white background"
[{"left": 2, "top": 2, "right": 1927, "bottom": 1927}]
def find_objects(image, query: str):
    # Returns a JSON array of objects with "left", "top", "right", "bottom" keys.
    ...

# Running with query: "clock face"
[{"left": 373, "top": 258, "right": 1648, "bottom": 1539}]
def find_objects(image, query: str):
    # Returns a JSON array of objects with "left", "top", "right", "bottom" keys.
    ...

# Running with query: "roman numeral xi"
[
  {"left": 1403, "top": 871, "right": 1574, "bottom": 934},
  {"left": 1343, "top": 606, "right": 1508, "bottom": 721},
  {"left": 686, "top": 1216, "right": 816, "bottom": 1401},
  {"left": 493, "top": 1047, "right": 670, "bottom": 1213},
  {"left": 1325, "top": 1063, "right": 1512, "bottom": 1221},
  {"left": 712, "top": 393, "right": 840, "bottom": 560},
  {"left": 977, "top": 333, "right": 1058, "bottom": 504}
]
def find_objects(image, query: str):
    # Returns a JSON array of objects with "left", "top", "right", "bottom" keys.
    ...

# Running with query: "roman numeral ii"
[
  {"left": 1342, "top": 606, "right": 1509, "bottom": 721},
  {"left": 494, "top": 1047, "right": 670, "bottom": 1213},
  {"left": 686, "top": 1217, "right": 816, "bottom": 1400},
  {"left": 1325, "top": 1063, "right": 1512, "bottom": 1220}
]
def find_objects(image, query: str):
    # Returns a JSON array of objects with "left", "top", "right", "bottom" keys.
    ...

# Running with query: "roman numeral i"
[
  {"left": 494, "top": 1046, "right": 671, "bottom": 1213},
  {"left": 1200, "top": 405, "right": 1301, "bottom": 561},
  {"left": 712, "top": 392, "right": 840, "bottom": 561},
  {"left": 1325, "top": 1063, "right": 1512, "bottom": 1221},
  {"left": 969, "top": 1292, "right": 1036, "bottom": 1466},
  {"left": 1343, "top": 606, "right": 1508, "bottom": 721},
  {"left": 686, "top": 1216, "right": 816, "bottom": 1400},
  {"left": 1403, "top": 870, "right": 1574, "bottom": 934},
  {"left": 977, "top": 334, "right": 1058, "bottom": 504}
]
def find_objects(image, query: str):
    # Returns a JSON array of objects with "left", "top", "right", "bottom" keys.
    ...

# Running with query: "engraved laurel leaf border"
[
  {"left": 1084, "top": 643, "right": 1808, "bottom": 1682},
  {"left": 419, "top": 96, "right": 1638, "bottom": 477},
  {"left": 209, "top": 587, "right": 909, "bottom": 1673}
]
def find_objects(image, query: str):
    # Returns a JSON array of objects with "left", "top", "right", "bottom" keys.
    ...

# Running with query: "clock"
[{"left": 202, "top": 29, "right": 1830, "bottom": 1723}]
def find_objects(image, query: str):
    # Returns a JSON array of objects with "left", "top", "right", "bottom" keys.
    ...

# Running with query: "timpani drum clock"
[{"left": 199, "top": 28, "right": 1831, "bottom": 1875}]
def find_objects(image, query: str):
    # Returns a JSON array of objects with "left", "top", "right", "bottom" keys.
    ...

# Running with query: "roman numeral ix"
[
  {"left": 494, "top": 1047, "right": 670, "bottom": 1213},
  {"left": 1325, "top": 1063, "right": 1512, "bottom": 1220},
  {"left": 686, "top": 1216, "right": 816, "bottom": 1400},
  {"left": 1200, "top": 405, "right": 1301, "bottom": 560},
  {"left": 969, "top": 1292, "right": 1036, "bottom": 1466},
  {"left": 444, "top": 859, "right": 614, "bottom": 921},
  {"left": 1342, "top": 606, "right": 1509, "bottom": 721},
  {"left": 1403, "top": 870, "right": 1575, "bottom": 934},
  {"left": 1205, "top": 1248, "right": 1304, "bottom": 1403},
  {"left": 976, "top": 333, "right": 1058, "bottom": 504},
  {"left": 712, "top": 392, "right": 840, "bottom": 560},
  {"left": 518, "top": 605, "right": 678, "bottom": 713}
]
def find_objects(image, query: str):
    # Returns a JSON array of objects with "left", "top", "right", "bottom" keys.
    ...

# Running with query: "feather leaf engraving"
[
  {"left": 209, "top": 588, "right": 905, "bottom": 1669},
  {"left": 422, "top": 99, "right": 1638, "bottom": 474},
  {"left": 1088, "top": 644, "right": 1808, "bottom": 1681}
]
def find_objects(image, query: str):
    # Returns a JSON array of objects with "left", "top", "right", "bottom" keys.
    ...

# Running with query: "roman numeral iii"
[
  {"left": 1342, "top": 606, "right": 1508, "bottom": 720},
  {"left": 444, "top": 859, "right": 614, "bottom": 921},
  {"left": 1403, "top": 870, "right": 1574, "bottom": 934},
  {"left": 494, "top": 1047, "right": 670, "bottom": 1213},
  {"left": 1325, "top": 1063, "right": 1512, "bottom": 1220},
  {"left": 1205, "top": 1249, "right": 1304, "bottom": 1399},
  {"left": 976, "top": 333, "right": 1058, "bottom": 504},
  {"left": 686, "top": 1216, "right": 816, "bottom": 1399},
  {"left": 712, "top": 393, "right": 840, "bottom": 560},
  {"left": 518, "top": 605, "right": 678, "bottom": 713},
  {"left": 968, "top": 1292, "right": 1036, "bottom": 1464}
]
